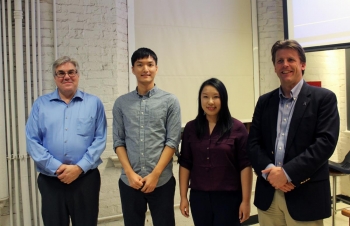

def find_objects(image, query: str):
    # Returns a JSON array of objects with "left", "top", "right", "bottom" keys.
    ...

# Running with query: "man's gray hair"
[{"left": 52, "top": 56, "right": 80, "bottom": 77}]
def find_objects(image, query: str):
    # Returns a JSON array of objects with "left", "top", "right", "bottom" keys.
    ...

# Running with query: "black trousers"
[
  {"left": 119, "top": 176, "right": 176, "bottom": 226},
  {"left": 37, "top": 168, "right": 101, "bottom": 226},
  {"left": 190, "top": 189, "right": 242, "bottom": 226}
]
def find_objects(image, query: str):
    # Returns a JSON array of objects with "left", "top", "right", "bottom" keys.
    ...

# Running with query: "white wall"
[{"left": 304, "top": 50, "right": 350, "bottom": 196}]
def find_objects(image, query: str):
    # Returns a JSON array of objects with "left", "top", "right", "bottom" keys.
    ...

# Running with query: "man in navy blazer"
[{"left": 248, "top": 39, "right": 340, "bottom": 225}]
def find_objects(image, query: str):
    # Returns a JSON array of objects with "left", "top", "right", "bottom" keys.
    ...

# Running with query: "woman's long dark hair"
[{"left": 195, "top": 78, "right": 232, "bottom": 140}]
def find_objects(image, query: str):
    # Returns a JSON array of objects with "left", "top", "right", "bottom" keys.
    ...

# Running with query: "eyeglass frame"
[{"left": 55, "top": 70, "right": 78, "bottom": 78}]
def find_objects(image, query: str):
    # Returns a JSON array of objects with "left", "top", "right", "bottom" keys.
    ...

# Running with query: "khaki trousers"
[{"left": 258, "top": 190, "right": 324, "bottom": 226}]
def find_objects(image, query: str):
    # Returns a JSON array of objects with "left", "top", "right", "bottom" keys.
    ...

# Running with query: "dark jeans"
[
  {"left": 119, "top": 176, "right": 176, "bottom": 226},
  {"left": 38, "top": 168, "right": 100, "bottom": 226},
  {"left": 190, "top": 189, "right": 242, "bottom": 226}
]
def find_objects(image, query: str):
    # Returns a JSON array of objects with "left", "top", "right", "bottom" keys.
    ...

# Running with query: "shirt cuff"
[
  {"left": 282, "top": 167, "right": 292, "bottom": 182},
  {"left": 50, "top": 159, "right": 63, "bottom": 176},
  {"left": 262, "top": 163, "right": 275, "bottom": 180},
  {"left": 76, "top": 158, "right": 91, "bottom": 173}
]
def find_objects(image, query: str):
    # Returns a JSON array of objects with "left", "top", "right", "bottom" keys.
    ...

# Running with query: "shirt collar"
[
  {"left": 49, "top": 89, "right": 83, "bottom": 101},
  {"left": 135, "top": 84, "right": 158, "bottom": 97},
  {"left": 279, "top": 79, "right": 304, "bottom": 99}
]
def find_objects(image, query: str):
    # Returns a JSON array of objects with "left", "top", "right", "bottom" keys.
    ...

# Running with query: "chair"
[
  {"left": 342, "top": 208, "right": 350, "bottom": 226},
  {"left": 329, "top": 151, "right": 350, "bottom": 174},
  {"left": 329, "top": 151, "right": 350, "bottom": 226}
]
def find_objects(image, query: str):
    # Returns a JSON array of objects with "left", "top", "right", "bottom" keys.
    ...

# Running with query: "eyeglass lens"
[{"left": 56, "top": 70, "right": 77, "bottom": 77}]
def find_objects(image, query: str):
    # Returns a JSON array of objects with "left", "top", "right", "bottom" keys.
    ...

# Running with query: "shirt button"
[
  {"left": 271, "top": 151, "right": 274, "bottom": 154},
  {"left": 64, "top": 140, "right": 67, "bottom": 143},
  {"left": 279, "top": 146, "right": 281, "bottom": 150},
  {"left": 65, "top": 128, "right": 68, "bottom": 131},
  {"left": 207, "top": 147, "right": 209, "bottom": 149},
  {"left": 141, "top": 139, "right": 143, "bottom": 141},
  {"left": 141, "top": 112, "right": 144, "bottom": 114},
  {"left": 282, "top": 133, "right": 284, "bottom": 136},
  {"left": 207, "top": 157, "right": 209, "bottom": 160},
  {"left": 283, "top": 118, "right": 287, "bottom": 121},
  {"left": 141, "top": 125, "right": 143, "bottom": 128}
]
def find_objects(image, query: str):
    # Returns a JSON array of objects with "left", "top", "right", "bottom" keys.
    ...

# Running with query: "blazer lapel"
[
  {"left": 268, "top": 90, "right": 279, "bottom": 149},
  {"left": 286, "top": 83, "right": 311, "bottom": 152}
]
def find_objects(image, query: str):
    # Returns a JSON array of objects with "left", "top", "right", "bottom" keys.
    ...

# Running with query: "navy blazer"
[{"left": 248, "top": 82, "right": 340, "bottom": 221}]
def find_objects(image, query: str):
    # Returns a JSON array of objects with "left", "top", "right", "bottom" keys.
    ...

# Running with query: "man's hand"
[
  {"left": 140, "top": 172, "right": 160, "bottom": 193},
  {"left": 279, "top": 182, "right": 295, "bottom": 193},
  {"left": 125, "top": 171, "right": 143, "bottom": 190},
  {"left": 262, "top": 166, "right": 288, "bottom": 189},
  {"left": 56, "top": 164, "right": 83, "bottom": 184}
]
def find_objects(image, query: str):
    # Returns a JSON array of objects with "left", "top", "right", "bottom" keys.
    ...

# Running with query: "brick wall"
[{"left": 257, "top": 0, "right": 284, "bottom": 95}]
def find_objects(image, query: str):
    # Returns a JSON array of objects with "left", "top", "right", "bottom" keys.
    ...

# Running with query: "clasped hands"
[
  {"left": 56, "top": 164, "right": 83, "bottom": 184},
  {"left": 262, "top": 167, "right": 295, "bottom": 192},
  {"left": 127, "top": 171, "right": 159, "bottom": 193}
]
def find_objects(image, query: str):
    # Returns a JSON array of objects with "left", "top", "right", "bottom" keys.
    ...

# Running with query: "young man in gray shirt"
[{"left": 113, "top": 48, "right": 181, "bottom": 226}]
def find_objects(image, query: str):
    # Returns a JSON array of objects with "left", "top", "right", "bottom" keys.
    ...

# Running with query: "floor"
[{"left": 98, "top": 201, "right": 350, "bottom": 226}]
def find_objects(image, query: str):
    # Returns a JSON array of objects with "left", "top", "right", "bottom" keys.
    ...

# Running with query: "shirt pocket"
[{"left": 76, "top": 117, "right": 94, "bottom": 136}]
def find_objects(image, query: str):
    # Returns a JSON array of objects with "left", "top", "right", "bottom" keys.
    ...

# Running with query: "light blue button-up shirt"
[
  {"left": 26, "top": 89, "right": 107, "bottom": 176},
  {"left": 264, "top": 79, "right": 304, "bottom": 181},
  {"left": 113, "top": 85, "right": 182, "bottom": 187}
]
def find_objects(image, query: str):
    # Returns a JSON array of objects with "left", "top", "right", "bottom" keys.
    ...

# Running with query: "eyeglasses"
[{"left": 55, "top": 70, "right": 77, "bottom": 78}]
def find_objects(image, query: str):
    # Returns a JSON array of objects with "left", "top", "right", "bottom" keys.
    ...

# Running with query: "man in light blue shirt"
[
  {"left": 113, "top": 48, "right": 181, "bottom": 226},
  {"left": 26, "top": 56, "right": 107, "bottom": 226}
]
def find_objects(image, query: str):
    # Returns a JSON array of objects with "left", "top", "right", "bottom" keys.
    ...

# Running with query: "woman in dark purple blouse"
[{"left": 179, "top": 78, "right": 253, "bottom": 226}]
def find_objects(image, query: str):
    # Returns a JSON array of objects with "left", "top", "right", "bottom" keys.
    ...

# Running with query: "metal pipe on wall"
[
  {"left": 0, "top": 0, "right": 9, "bottom": 210},
  {"left": 53, "top": 0, "right": 57, "bottom": 59},
  {"left": 26, "top": 0, "right": 40, "bottom": 225},
  {"left": 37, "top": 0, "right": 42, "bottom": 96},
  {"left": 7, "top": 0, "right": 21, "bottom": 224},
  {"left": 2, "top": 1, "right": 14, "bottom": 225},
  {"left": 14, "top": 0, "right": 32, "bottom": 224},
  {"left": 1, "top": 0, "right": 45, "bottom": 225},
  {"left": 32, "top": 0, "right": 38, "bottom": 97},
  {"left": 25, "top": 1, "right": 31, "bottom": 111},
  {"left": 35, "top": 1, "right": 43, "bottom": 225}
]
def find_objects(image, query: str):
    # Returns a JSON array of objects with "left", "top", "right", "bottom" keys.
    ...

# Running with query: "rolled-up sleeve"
[
  {"left": 113, "top": 98, "right": 126, "bottom": 151},
  {"left": 165, "top": 96, "right": 182, "bottom": 151},
  {"left": 178, "top": 122, "right": 193, "bottom": 170}
]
